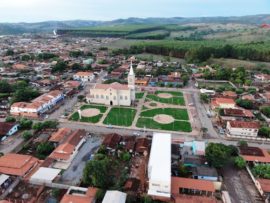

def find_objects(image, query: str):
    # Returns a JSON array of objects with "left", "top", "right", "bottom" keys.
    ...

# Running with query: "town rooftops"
[
  {"left": 49, "top": 128, "right": 72, "bottom": 143},
  {"left": 74, "top": 71, "right": 93, "bottom": 77},
  {"left": 171, "top": 177, "right": 215, "bottom": 194},
  {"left": 211, "top": 98, "right": 236, "bottom": 105},
  {"left": 0, "top": 122, "right": 16, "bottom": 136},
  {"left": 94, "top": 82, "right": 129, "bottom": 91},
  {"left": 50, "top": 129, "right": 85, "bottom": 160},
  {"left": 102, "top": 133, "right": 122, "bottom": 149},
  {"left": 174, "top": 195, "right": 217, "bottom": 203},
  {"left": 0, "top": 154, "right": 39, "bottom": 176},
  {"left": 223, "top": 108, "right": 254, "bottom": 118},
  {"left": 61, "top": 187, "right": 97, "bottom": 203},
  {"left": 228, "top": 120, "right": 260, "bottom": 129},
  {"left": 257, "top": 179, "right": 270, "bottom": 193},
  {"left": 240, "top": 147, "right": 270, "bottom": 163}
]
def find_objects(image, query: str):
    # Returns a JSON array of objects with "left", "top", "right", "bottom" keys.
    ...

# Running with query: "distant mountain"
[{"left": 0, "top": 14, "right": 270, "bottom": 35}]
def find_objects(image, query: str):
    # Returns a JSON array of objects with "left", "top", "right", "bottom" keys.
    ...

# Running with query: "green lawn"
[
  {"left": 136, "top": 117, "right": 192, "bottom": 132},
  {"left": 69, "top": 104, "right": 107, "bottom": 124},
  {"left": 140, "top": 108, "right": 189, "bottom": 120},
  {"left": 136, "top": 92, "right": 145, "bottom": 99},
  {"left": 103, "top": 107, "right": 136, "bottom": 127},
  {"left": 80, "top": 104, "right": 107, "bottom": 113},
  {"left": 147, "top": 94, "right": 185, "bottom": 105}
]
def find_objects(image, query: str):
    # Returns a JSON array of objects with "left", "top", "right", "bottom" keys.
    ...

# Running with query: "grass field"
[
  {"left": 136, "top": 117, "right": 192, "bottom": 132},
  {"left": 140, "top": 108, "right": 189, "bottom": 120},
  {"left": 103, "top": 107, "right": 137, "bottom": 127},
  {"left": 197, "top": 81, "right": 234, "bottom": 89},
  {"left": 136, "top": 92, "right": 145, "bottom": 99},
  {"left": 146, "top": 91, "right": 185, "bottom": 105},
  {"left": 69, "top": 104, "right": 107, "bottom": 123}
]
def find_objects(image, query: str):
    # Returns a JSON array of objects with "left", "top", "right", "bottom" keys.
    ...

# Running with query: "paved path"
[{"left": 132, "top": 92, "right": 146, "bottom": 128}]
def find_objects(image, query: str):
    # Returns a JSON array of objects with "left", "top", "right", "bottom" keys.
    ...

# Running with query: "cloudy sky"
[{"left": 0, "top": 0, "right": 269, "bottom": 22}]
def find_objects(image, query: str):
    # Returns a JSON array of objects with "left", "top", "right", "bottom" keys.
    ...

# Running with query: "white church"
[{"left": 86, "top": 63, "right": 136, "bottom": 106}]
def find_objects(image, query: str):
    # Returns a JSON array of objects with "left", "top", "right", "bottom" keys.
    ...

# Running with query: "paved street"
[{"left": 60, "top": 136, "right": 101, "bottom": 186}]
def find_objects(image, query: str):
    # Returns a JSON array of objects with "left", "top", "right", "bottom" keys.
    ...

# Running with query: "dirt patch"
[
  {"left": 81, "top": 108, "right": 100, "bottom": 117},
  {"left": 153, "top": 114, "right": 174, "bottom": 124},
  {"left": 157, "top": 93, "right": 173, "bottom": 99}
]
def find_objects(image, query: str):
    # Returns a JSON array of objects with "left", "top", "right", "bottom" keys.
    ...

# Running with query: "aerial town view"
[{"left": 0, "top": 0, "right": 270, "bottom": 203}]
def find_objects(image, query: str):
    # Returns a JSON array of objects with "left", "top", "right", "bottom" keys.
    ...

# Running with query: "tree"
[
  {"left": 19, "top": 118, "right": 33, "bottom": 129},
  {"left": 51, "top": 60, "right": 68, "bottom": 73},
  {"left": 5, "top": 49, "right": 14, "bottom": 56},
  {"left": 200, "top": 93, "right": 209, "bottom": 103},
  {"left": 36, "top": 142, "right": 55, "bottom": 159},
  {"left": 205, "top": 143, "right": 233, "bottom": 168},
  {"left": 252, "top": 164, "right": 270, "bottom": 179},
  {"left": 22, "top": 131, "right": 33, "bottom": 141},
  {"left": 120, "top": 152, "right": 131, "bottom": 162},
  {"left": 234, "top": 156, "right": 246, "bottom": 169},
  {"left": 261, "top": 106, "right": 270, "bottom": 118},
  {"left": 11, "top": 87, "right": 40, "bottom": 104},
  {"left": 5, "top": 116, "right": 16, "bottom": 122},
  {"left": 83, "top": 157, "right": 112, "bottom": 188},
  {"left": 179, "top": 165, "right": 189, "bottom": 177},
  {"left": 0, "top": 80, "right": 12, "bottom": 94},
  {"left": 237, "top": 140, "right": 248, "bottom": 148},
  {"left": 258, "top": 127, "right": 270, "bottom": 138},
  {"left": 236, "top": 99, "right": 253, "bottom": 109}
]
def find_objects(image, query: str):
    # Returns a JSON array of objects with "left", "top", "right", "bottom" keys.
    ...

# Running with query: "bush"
[
  {"left": 261, "top": 106, "right": 270, "bottom": 118},
  {"left": 258, "top": 127, "right": 270, "bottom": 138},
  {"left": 19, "top": 118, "right": 33, "bottom": 129},
  {"left": 120, "top": 152, "right": 131, "bottom": 162},
  {"left": 234, "top": 156, "right": 246, "bottom": 169},
  {"left": 5, "top": 116, "right": 16, "bottom": 122},
  {"left": 22, "top": 131, "right": 33, "bottom": 141}
]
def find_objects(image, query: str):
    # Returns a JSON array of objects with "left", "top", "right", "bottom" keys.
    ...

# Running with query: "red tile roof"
[
  {"left": 49, "top": 128, "right": 72, "bottom": 143},
  {"left": 0, "top": 122, "right": 16, "bottom": 136},
  {"left": 175, "top": 195, "right": 217, "bottom": 203},
  {"left": 241, "top": 147, "right": 270, "bottom": 163},
  {"left": 94, "top": 82, "right": 129, "bottom": 90},
  {"left": 228, "top": 120, "right": 260, "bottom": 129},
  {"left": 171, "top": 177, "right": 215, "bottom": 194},
  {"left": 60, "top": 187, "right": 97, "bottom": 203},
  {"left": 223, "top": 108, "right": 254, "bottom": 118},
  {"left": 257, "top": 179, "right": 270, "bottom": 193},
  {"left": 0, "top": 154, "right": 39, "bottom": 176}
]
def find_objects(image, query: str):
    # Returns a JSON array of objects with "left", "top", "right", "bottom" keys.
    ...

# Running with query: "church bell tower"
[{"left": 128, "top": 62, "right": 136, "bottom": 102}]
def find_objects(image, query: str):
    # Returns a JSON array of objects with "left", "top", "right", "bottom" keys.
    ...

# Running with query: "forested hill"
[{"left": 0, "top": 14, "right": 270, "bottom": 35}]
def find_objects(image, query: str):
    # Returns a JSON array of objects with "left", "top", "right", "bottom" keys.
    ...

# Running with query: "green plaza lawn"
[
  {"left": 136, "top": 107, "right": 191, "bottom": 132},
  {"left": 140, "top": 108, "right": 189, "bottom": 120},
  {"left": 146, "top": 91, "right": 185, "bottom": 105},
  {"left": 70, "top": 104, "right": 107, "bottom": 124},
  {"left": 103, "top": 107, "right": 137, "bottom": 127},
  {"left": 136, "top": 92, "right": 145, "bottom": 99},
  {"left": 136, "top": 117, "right": 192, "bottom": 132}
]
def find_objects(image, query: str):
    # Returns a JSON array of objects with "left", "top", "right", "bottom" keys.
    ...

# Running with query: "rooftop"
[
  {"left": 175, "top": 195, "right": 217, "bottom": 203},
  {"left": 0, "top": 122, "right": 17, "bottom": 136},
  {"left": 228, "top": 120, "right": 260, "bottom": 129},
  {"left": 61, "top": 187, "right": 97, "bottom": 203},
  {"left": 94, "top": 82, "right": 129, "bottom": 91},
  {"left": 49, "top": 128, "right": 72, "bottom": 143}
]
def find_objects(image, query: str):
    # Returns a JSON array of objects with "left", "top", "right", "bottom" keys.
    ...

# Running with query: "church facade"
[{"left": 86, "top": 63, "right": 136, "bottom": 106}]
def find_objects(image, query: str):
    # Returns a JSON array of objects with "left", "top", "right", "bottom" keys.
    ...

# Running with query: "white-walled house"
[
  {"left": 0, "top": 122, "right": 19, "bottom": 141},
  {"left": 10, "top": 90, "right": 64, "bottom": 118},
  {"left": 148, "top": 133, "right": 171, "bottom": 198},
  {"left": 73, "top": 71, "right": 95, "bottom": 82},
  {"left": 226, "top": 120, "right": 260, "bottom": 137}
]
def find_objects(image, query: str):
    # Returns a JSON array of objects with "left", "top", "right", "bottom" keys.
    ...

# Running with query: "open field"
[
  {"left": 146, "top": 91, "right": 185, "bottom": 105},
  {"left": 103, "top": 107, "right": 137, "bottom": 127},
  {"left": 136, "top": 117, "right": 192, "bottom": 132},
  {"left": 70, "top": 104, "right": 107, "bottom": 123},
  {"left": 197, "top": 80, "right": 234, "bottom": 89},
  {"left": 140, "top": 108, "right": 189, "bottom": 121}
]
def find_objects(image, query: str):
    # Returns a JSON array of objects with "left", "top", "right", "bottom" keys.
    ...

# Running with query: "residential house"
[
  {"left": 211, "top": 98, "right": 236, "bottom": 109},
  {"left": 49, "top": 128, "right": 72, "bottom": 146},
  {"left": 135, "top": 137, "right": 149, "bottom": 155},
  {"left": 50, "top": 129, "right": 86, "bottom": 166},
  {"left": 0, "top": 154, "right": 39, "bottom": 177},
  {"left": 73, "top": 71, "right": 95, "bottom": 82},
  {"left": 226, "top": 120, "right": 260, "bottom": 137},
  {"left": 10, "top": 90, "right": 64, "bottom": 118},
  {"left": 102, "top": 133, "right": 122, "bottom": 152},
  {"left": 222, "top": 91, "right": 237, "bottom": 99},
  {"left": 254, "top": 74, "right": 270, "bottom": 82},
  {"left": 219, "top": 108, "right": 254, "bottom": 125},
  {"left": 0, "top": 122, "right": 19, "bottom": 141},
  {"left": 61, "top": 187, "right": 97, "bottom": 203},
  {"left": 191, "top": 166, "right": 218, "bottom": 181},
  {"left": 240, "top": 146, "right": 270, "bottom": 164}
]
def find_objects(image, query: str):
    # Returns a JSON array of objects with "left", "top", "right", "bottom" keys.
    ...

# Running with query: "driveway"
[
  {"left": 60, "top": 136, "right": 101, "bottom": 186},
  {"left": 221, "top": 163, "right": 263, "bottom": 203}
]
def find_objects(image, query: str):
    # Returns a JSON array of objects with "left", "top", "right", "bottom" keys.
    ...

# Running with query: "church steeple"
[{"left": 128, "top": 61, "right": 136, "bottom": 102}]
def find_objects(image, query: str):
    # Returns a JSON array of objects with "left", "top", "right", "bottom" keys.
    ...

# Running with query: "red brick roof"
[
  {"left": 171, "top": 177, "right": 215, "bottom": 194},
  {"left": 257, "top": 179, "right": 270, "bottom": 193},
  {"left": 223, "top": 108, "right": 254, "bottom": 118},
  {"left": 228, "top": 120, "right": 260, "bottom": 129},
  {"left": 0, "top": 122, "right": 16, "bottom": 136}
]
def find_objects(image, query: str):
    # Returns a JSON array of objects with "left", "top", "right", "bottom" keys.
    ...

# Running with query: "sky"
[{"left": 0, "top": 0, "right": 269, "bottom": 23}]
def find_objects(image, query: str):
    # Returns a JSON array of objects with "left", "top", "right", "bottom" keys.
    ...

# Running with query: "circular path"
[
  {"left": 153, "top": 114, "right": 174, "bottom": 124},
  {"left": 157, "top": 93, "right": 173, "bottom": 99},
  {"left": 81, "top": 108, "right": 100, "bottom": 117}
]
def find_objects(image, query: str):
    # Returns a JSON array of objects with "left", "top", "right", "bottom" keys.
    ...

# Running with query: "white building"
[
  {"left": 102, "top": 190, "right": 127, "bottom": 203},
  {"left": 73, "top": 71, "right": 95, "bottom": 82},
  {"left": 226, "top": 120, "right": 260, "bottom": 137},
  {"left": 87, "top": 63, "right": 135, "bottom": 106},
  {"left": 148, "top": 133, "right": 171, "bottom": 198},
  {"left": 10, "top": 90, "right": 64, "bottom": 118},
  {"left": 30, "top": 167, "right": 61, "bottom": 184}
]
